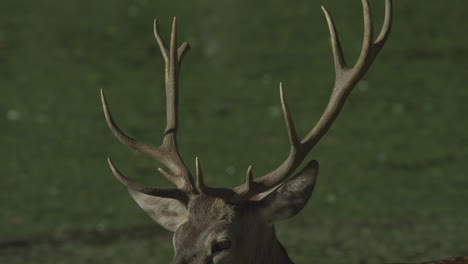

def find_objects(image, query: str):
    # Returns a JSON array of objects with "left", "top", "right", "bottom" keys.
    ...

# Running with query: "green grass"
[{"left": 1, "top": 0, "right": 467, "bottom": 263}]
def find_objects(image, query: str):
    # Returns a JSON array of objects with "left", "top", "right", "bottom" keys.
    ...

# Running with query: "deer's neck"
[
  {"left": 275, "top": 240, "right": 294, "bottom": 264},
  {"left": 253, "top": 226, "right": 294, "bottom": 264}
]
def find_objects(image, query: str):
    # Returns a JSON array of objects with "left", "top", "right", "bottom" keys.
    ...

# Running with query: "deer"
[{"left": 100, "top": 0, "right": 467, "bottom": 263}]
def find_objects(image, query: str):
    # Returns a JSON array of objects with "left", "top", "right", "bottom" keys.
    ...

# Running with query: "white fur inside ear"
[{"left": 128, "top": 189, "right": 188, "bottom": 232}]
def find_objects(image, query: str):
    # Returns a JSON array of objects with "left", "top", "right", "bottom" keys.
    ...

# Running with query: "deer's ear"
[
  {"left": 128, "top": 189, "right": 188, "bottom": 232},
  {"left": 258, "top": 160, "right": 319, "bottom": 223}
]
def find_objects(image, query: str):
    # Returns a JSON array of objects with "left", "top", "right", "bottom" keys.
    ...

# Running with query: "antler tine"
[
  {"left": 375, "top": 0, "right": 393, "bottom": 52},
  {"left": 245, "top": 166, "right": 253, "bottom": 191},
  {"left": 153, "top": 19, "right": 169, "bottom": 64},
  {"left": 354, "top": 0, "right": 374, "bottom": 72},
  {"left": 195, "top": 157, "right": 237, "bottom": 200},
  {"left": 178, "top": 42, "right": 191, "bottom": 63},
  {"left": 107, "top": 158, "right": 189, "bottom": 204},
  {"left": 321, "top": 6, "right": 347, "bottom": 72},
  {"left": 101, "top": 89, "right": 184, "bottom": 179},
  {"left": 102, "top": 18, "right": 196, "bottom": 201},
  {"left": 280, "top": 83, "right": 300, "bottom": 147},
  {"left": 230, "top": 0, "right": 392, "bottom": 203},
  {"left": 195, "top": 157, "right": 205, "bottom": 192}
]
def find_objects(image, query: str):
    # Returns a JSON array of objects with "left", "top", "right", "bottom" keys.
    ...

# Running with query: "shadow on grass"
[{"left": 0, "top": 224, "right": 163, "bottom": 250}]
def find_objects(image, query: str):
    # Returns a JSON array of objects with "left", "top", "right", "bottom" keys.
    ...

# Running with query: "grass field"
[{"left": 1, "top": 0, "right": 467, "bottom": 263}]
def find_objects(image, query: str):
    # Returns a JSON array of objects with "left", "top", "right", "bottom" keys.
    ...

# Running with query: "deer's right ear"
[
  {"left": 257, "top": 160, "right": 319, "bottom": 223},
  {"left": 128, "top": 189, "right": 188, "bottom": 232}
]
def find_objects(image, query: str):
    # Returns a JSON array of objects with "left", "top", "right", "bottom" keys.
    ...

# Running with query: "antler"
[
  {"left": 102, "top": 0, "right": 392, "bottom": 205},
  {"left": 101, "top": 18, "right": 195, "bottom": 204},
  {"left": 197, "top": 0, "right": 393, "bottom": 203}
]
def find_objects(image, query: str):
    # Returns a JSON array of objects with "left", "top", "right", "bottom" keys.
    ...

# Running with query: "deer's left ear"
[
  {"left": 128, "top": 189, "right": 188, "bottom": 232},
  {"left": 257, "top": 160, "right": 319, "bottom": 223}
]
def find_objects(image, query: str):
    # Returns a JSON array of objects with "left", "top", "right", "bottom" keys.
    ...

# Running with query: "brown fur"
[{"left": 171, "top": 195, "right": 293, "bottom": 264}]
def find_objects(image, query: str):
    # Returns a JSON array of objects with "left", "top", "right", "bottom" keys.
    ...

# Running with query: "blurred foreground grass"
[{"left": 1, "top": 0, "right": 467, "bottom": 263}]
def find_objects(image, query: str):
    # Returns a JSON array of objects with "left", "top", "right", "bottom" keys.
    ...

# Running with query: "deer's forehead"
[
  {"left": 174, "top": 201, "right": 236, "bottom": 248},
  {"left": 187, "top": 196, "right": 238, "bottom": 221},
  {"left": 174, "top": 197, "right": 241, "bottom": 240}
]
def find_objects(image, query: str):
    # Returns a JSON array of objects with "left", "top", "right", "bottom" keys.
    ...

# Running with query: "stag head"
[{"left": 101, "top": 0, "right": 392, "bottom": 263}]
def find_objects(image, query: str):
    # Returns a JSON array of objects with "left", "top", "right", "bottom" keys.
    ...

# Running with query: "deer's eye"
[{"left": 212, "top": 239, "right": 231, "bottom": 252}]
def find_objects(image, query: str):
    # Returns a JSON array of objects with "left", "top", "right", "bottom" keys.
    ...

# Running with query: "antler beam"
[{"left": 228, "top": 0, "right": 393, "bottom": 202}]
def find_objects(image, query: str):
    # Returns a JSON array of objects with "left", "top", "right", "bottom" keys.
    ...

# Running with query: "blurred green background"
[{"left": 1, "top": 0, "right": 467, "bottom": 263}]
